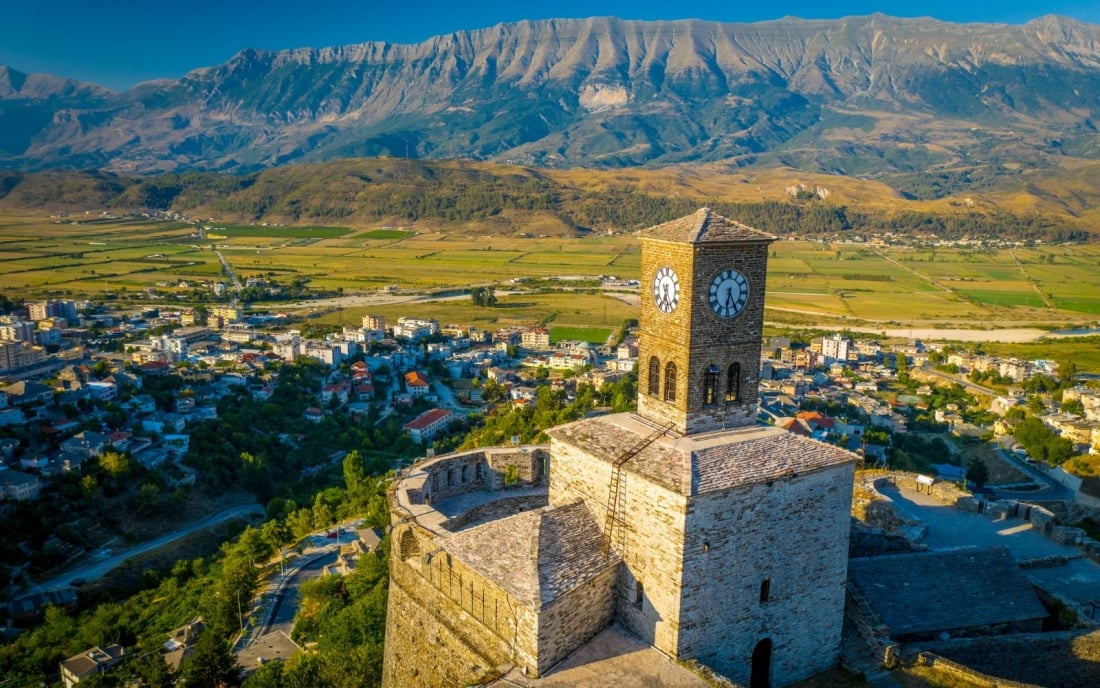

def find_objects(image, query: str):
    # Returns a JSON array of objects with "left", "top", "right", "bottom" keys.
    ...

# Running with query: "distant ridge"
[{"left": 2, "top": 14, "right": 1099, "bottom": 181}]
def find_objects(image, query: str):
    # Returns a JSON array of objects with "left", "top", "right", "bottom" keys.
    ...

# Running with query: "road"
[
  {"left": 215, "top": 250, "right": 243, "bottom": 293},
  {"left": 30, "top": 503, "right": 264, "bottom": 594},
  {"left": 990, "top": 438, "right": 1074, "bottom": 502},
  {"left": 431, "top": 377, "right": 476, "bottom": 416},
  {"left": 258, "top": 549, "right": 339, "bottom": 639},
  {"left": 915, "top": 365, "right": 998, "bottom": 397},
  {"left": 238, "top": 523, "right": 359, "bottom": 649}
]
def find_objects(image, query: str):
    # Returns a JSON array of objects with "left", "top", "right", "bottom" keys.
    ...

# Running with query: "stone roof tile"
[
  {"left": 639, "top": 208, "right": 776, "bottom": 244},
  {"left": 537, "top": 501, "right": 614, "bottom": 604},
  {"left": 547, "top": 414, "right": 854, "bottom": 496},
  {"left": 441, "top": 501, "right": 615, "bottom": 607},
  {"left": 442, "top": 509, "right": 542, "bottom": 605},
  {"left": 848, "top": 547, "right": 1048, "bottom": 637}
]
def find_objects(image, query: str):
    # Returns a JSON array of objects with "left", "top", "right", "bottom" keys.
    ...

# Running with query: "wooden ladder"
[{"left": 601, "top": 422, "right": 675, "bottom": 556}]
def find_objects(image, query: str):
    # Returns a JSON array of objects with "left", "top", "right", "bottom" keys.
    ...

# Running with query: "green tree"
[
  {"left": 895, "top": 352, "right": 910, "bottom": 384},
  {"left": 470, "top": 286, "right": 497, "bottom": 307},
  {"left": 180, "top": 631, "right": 240, "bottom": 688},
  {"left": 132, "top": 482, "right": 162, "bottom": 515},
  {"left": 342, "top": 450, "right": 366, "bottom": 500},
  {"left": 235, "top": 526, "right": 272, "bottom": 566},
  {"left": 966, "top": 457, "right": 990, "bottom": 487}
]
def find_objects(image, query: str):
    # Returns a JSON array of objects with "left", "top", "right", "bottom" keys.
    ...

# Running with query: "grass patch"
[{"left": 550, "top": 326, "right": 612, "bottom": 345}]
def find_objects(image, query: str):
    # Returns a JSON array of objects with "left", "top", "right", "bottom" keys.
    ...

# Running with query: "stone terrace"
[
  {"left": 849, "top": 547, "right": 1048, "bottom": 640},
  {"left": 548, "top": 413, "right": 855, "bottom": 496}
]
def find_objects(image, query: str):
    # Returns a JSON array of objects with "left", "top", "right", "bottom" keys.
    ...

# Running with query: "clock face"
[
  {"left": 708, "top": 269, "right": 750, "bottom": 318},
  {"left": 652, "top": 266, "right": 681, "bottom": 314}
]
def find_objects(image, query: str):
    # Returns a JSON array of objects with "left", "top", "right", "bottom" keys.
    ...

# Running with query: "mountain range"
[{"left": 1, "top": 14, "right": 1099, "bottom": 193}]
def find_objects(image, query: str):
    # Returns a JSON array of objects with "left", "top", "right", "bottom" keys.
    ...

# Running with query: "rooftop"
[
  {"left": 441, "top": 500, "right": 617, "bottom": 607},
  {"left": 546, "top": 413, "right": 855, "bottom": 496},
  {"left": 848, "top": 547, "right": 1048, "bottom": 638},
  {"left": 638, "top": 207, "right": 776, "bottom": 244}
]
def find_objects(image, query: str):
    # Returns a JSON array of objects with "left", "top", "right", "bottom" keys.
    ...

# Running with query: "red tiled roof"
[
  {"left": 405, "top": 371, "right": 429, "bottom": 387},
  {"left": 403, "top": 408, "right": 452, "bottom": 431}
]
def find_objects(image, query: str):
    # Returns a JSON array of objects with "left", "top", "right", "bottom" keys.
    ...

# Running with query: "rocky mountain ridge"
[{"left": 2, "top": 14, "right": 1099, "bottom": 180}]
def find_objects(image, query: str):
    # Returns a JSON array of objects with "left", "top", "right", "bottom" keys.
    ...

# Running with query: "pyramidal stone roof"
[
  {"left": 639, "top": 207, "right": 777, "bottom": 244},
  {"left": 440, "top": 501, "right": 616, "bottom": 607}
]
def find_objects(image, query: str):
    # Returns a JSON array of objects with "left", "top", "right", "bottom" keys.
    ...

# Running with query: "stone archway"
[{"left": 750, "top": 638, "right": 772, "bottom": 688}]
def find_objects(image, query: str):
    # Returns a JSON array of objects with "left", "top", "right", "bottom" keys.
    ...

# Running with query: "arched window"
[
  {"left": 664, "top": 362, "right": 677, "bottom": 402},
  {"left": 648, "top": 356, "right": 660, "bottom": 396},
  {"left": 704, "top": 366, "right": 719, "bottom": 405},
  {"left": 759, "top": 578, "right": 771, "bottom": 602},
  {"left": 726, "top": 362, "right": 741, "bottom": 402}
]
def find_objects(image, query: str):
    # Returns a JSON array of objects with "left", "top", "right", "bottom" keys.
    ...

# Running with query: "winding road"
[{"left": 29, "top": 503, "right": 264, "bottom": 594}]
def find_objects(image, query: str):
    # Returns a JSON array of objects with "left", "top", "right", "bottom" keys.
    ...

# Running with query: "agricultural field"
[
  {"left": 305, "top": 292, "right": 636, "bottom": 335},
  {"left": 2, "top": 214, "right": 1100, "bottom": 333}
]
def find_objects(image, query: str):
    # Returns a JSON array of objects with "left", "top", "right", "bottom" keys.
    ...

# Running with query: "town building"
[
  {"left": 521, "top": 327, "right": 551, "bottom": 350},
  {"left": 404, "top": 371, "right": 430, "bottom": 397},
  {"left": 60, "top": 645, "right": 126, "bottom": 687},
  {"left": 402, "top": 408, "right": 454, "bottom": 444},
  {"left": 0, "top": 469, "right": 41, "bottom": 500},
  {"left": 394, "top": 317, "right": 439, "bottom": 341},
  {"left": 820, "top": 333, "right": 852, "bottom": 363}
]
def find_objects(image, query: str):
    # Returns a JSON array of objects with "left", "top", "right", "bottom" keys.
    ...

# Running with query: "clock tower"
[{"left": 637, "top": 208, "right": 775, "bottom": 435}]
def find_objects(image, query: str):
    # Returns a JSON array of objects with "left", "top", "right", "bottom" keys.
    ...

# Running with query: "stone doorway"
[{"left": 750, "top": 638, "right": 772, "bottom": 688}]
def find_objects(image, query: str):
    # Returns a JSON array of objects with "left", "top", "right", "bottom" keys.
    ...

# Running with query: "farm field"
[
  {"left": 1, "top": 214, "right": 1099, "bottom": 332},
  {"left": 305, "top": 292, "right": 636, "bottom": 334}
]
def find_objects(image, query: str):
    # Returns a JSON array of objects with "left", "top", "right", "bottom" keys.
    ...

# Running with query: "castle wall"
[
  {"left": 549, "top": 436, "right": 688, "bottom": 657},
  {"left": 413, "top": 447, "right": 546, "bottom": 504},
  {"left": 678, "top": 462, "right": 855, "bottom": 686},
  {"left": 382, "top": 522, "right": 538, "bottom": 686}
]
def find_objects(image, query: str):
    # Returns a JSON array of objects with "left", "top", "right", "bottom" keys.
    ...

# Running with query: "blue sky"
[{"left": 2, "top": 1, "right": 1099, "bottom": 90}]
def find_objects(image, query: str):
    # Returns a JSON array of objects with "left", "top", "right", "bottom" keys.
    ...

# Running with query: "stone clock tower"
[
  {"left": 637, "top": 208, "right": 774, "bottom": 435},
  {"left": 381, "top": 208, "right": 855, "bottom": 688}
]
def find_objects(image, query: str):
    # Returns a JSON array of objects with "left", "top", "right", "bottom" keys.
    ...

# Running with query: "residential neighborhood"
[{"left": 2, "top": 295, "right": 1099, "bottom": 686}]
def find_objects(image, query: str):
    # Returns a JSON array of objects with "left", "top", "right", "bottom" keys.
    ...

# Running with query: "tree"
[
  {"left": 132, "top": 482, "right": 162, "bottom": 515},
  {"left": 342, "top": 450, "right": 366, "bottom": 499},
  {"left": 287, "top": 508, "right": 315, "bottom": 541},
  {"left": 470, "top": 286, "right": 497, "bottom": 307},
  {"left": 180, "top": 631, "right": 240, "bottom": 688},
  {"left": 236, "top": 526, "right": 272, "bottom": 566},
  {"left": 100, "top": 450, "right": 133, "bottom": 477},
  {"left": 967, "top": 457, "right": 990, "bottom": 488}
]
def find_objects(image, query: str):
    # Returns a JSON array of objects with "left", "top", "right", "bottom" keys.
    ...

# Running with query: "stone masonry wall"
[
  {"left": 637, "top": 238, "right": 770, "bottom": 435},
  {"left": 409, "top": 446, "right": 547, "bottom": 505},
  {"left": 383, "top": 573, "right": 502, "bottom": 688},
  {"left": 382, "top": 499, "right": 536, "bottom": 686},
  {"left": 535, "top": 562, "right": 619, "bottom": 675},
  {"left": 550, "top": 435, "right": 689, "bottom": 657},
  {"left": 383, "top": 521, "right": 536, "bottom": 686},
  {"left": 679, "top": 463, "right": 855, "bottom": 686}
]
